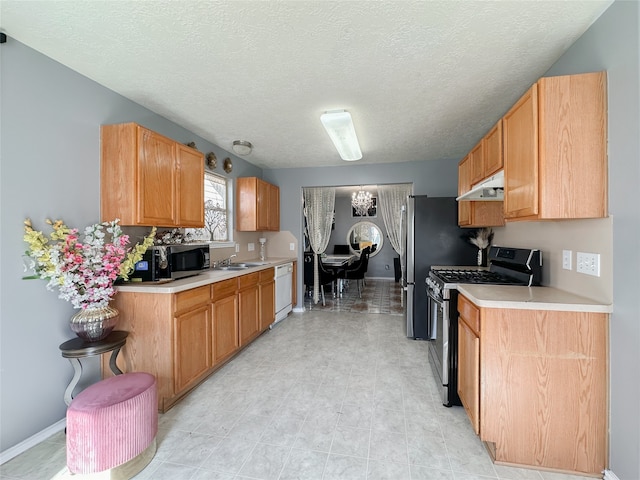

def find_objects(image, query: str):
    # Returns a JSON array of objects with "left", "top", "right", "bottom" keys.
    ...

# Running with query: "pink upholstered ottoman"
[{"left": 66, "top": 372, "right": 157, "bottom": 475}]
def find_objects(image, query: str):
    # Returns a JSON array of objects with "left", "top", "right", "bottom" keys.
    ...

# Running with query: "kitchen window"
[{"left": 186, "top": 171, "right": 234, "bottom": 247}]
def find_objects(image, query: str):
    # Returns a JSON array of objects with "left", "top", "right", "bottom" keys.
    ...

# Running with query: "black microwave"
[{"left": 130, "top": 244, "right": 210, "bottom": 282}]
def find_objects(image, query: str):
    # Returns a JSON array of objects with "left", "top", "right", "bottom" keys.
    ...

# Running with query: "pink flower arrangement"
[{"left": 23, "top": 218, "right": 155, "bottom": 310}]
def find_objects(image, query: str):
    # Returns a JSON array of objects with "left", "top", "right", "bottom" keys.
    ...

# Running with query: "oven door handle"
[
  {"left": 427, "top": 290, "right": 444, "bottom": 304},
  {"left": 426, "top": 289, "right": 443, "bottom": 342}
]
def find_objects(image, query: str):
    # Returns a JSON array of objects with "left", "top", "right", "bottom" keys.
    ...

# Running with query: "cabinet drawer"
[
  {"left": 259, "top": 268, "right": 274, "bottom": 283},
  {"left": 174, "top": 286, "right": 210, "bottom": 314},
  {"left": 458, "top": 294, "right": 480, "bottom": 335},
  {"left": 211, "top": 278, "right": 237, "bottom": 299},
  {"left": 239, "top": 272, "right": 259, "bottom": 289}
]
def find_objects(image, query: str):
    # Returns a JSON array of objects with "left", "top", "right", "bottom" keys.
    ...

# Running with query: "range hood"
[{"left": 456, "top": 170, "right": 504, "bottom": 202}]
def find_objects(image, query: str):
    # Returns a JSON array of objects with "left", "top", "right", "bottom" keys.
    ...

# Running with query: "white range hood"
[{"left": 456, "top": 170, "right": 504, "bottom": 201}]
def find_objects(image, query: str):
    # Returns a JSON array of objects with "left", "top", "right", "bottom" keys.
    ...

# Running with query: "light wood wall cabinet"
[
  {"left": 101, "top": 122, "right": 204, "bottom": 227},
  {"left": 457, "top": 294, "right": 608, "bottom": 475},
  {"left": 236, "top": 177, "right": 280, "bottom": 231},
  {"left": 469, "top": 141, "right": 485, "bottom": 186},
  {"left": 105, "top": 268, "right": 275, "bottom": 412},
  {"left": 458, "top": 141, "right": 505, "bottom": 229},
  {"left": 503, "top": 71, "right": 607, "bottom": 220},
  {"left": 483, "top": 120, "right": 503, "bottom": 177},
  {"left": 458, "top": 155, "right": 473, "bottom": 227}
]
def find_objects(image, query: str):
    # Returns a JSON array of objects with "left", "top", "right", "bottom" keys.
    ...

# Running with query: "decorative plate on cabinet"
[
  {"left": 206, "top": 152, "right": 217, "bottom": 169},
  {"left": 223, "top": 157, "right": 233, "bottom": 173}
]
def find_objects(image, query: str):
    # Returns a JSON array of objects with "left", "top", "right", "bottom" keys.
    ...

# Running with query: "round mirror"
[{"left": 347, "top": 221, "right": 384, "bottom": 257}]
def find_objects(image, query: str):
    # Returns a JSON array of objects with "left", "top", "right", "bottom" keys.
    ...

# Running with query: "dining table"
[
  {"left": 322, "top": 254, "right": 358, "bottom": 267},
  {"left": 322, "top": 254, "right": 358, "bottom": 296}
]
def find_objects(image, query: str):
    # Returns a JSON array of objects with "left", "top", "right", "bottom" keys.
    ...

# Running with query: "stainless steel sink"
[
  {"left": 242, "top": 261, "right": 270, "bottom": 267},
  {"left": 215, "top": 265, "right": 249, "bottom": 271}
]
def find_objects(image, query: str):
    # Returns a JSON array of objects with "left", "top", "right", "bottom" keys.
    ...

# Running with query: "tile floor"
[
  {"left": 2, "top": 280, "right": 598, "bottom": 480},
  {"left": 303, "top": 278, "right": 405, "bottom": 315}
]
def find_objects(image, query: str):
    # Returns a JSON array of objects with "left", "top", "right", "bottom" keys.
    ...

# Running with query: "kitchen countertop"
[
  {"left": 457, "top": 284, "right": 612, "bottom": 313},
  {"left": 116, "top": 257, "right": 296, "bottom": 294}
]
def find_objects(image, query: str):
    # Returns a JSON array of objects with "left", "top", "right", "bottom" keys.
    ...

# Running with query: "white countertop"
[
  {"left": 116, "top": 257, "right": 296, "bottom": 294},
  {"left": 457, "top": 284, "right": 612, "bottom": 313}
]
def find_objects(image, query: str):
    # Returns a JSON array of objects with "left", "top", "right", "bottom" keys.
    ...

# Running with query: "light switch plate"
[
  {"left": 289, "top": 243, "right": 295, "bottom": 251},
  {"left": 577, "top": 252, "right": 600, "bottom": 276},
  {"left": 235, "top": 243, "right": 240, "bottom": 253},
  {"left": 248, "top": 243, "right": 255, "bottom": 252},
  {"left": 562, "top": 250, "right": 572, "bottom": 270}
]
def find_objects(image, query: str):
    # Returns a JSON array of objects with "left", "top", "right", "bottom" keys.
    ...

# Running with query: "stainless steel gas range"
[{"left": 425, "top": 246, "right": 542, "bottom": 407}]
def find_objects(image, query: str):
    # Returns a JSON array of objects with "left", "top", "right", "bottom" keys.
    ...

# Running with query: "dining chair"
[
  {"left": 333, "top": 244, "right": 351, "bottom": 255},
  {"left": 303, "top": 252, "right": 338, "bottom": 306},
  {"left": 341, "top": 247, "right": 370, "bottom": 298}
]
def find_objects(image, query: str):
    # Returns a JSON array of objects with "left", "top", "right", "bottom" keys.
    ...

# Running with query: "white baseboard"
[
  {"left": 0, "top": 419, "right": 66, "bottom": 465},
  {"left": 603, "top": 469, "right": 621, "bottom": 480}
]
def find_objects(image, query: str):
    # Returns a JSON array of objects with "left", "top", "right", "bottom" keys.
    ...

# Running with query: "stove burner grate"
[{"left": 433, "top": 269, "right": 523, "bottom": 285}]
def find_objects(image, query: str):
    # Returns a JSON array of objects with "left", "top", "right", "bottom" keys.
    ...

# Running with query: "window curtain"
[
  {"left": 378, "top": 183, "right": 412, "bottom": 256},
  {"left": 303, "top": 187, "right": 336, "bottom": 304}
]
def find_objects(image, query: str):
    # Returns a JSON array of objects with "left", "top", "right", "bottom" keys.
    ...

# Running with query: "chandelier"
[{"left": 352, "top": 189, "right": 373, "bottom": 216}]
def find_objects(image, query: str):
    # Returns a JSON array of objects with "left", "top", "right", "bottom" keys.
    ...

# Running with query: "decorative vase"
[{"left": 70, "top": 304, "right": 119, "bottom": 342}]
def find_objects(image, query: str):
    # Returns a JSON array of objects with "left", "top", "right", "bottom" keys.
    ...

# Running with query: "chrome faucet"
[{"left": 222, "top": 254, "right": 237, "bottom": 266}]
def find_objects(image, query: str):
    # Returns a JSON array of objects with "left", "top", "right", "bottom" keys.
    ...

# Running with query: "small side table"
[{"left": 59, "top": 330, "right": 128, "bottom": 406}]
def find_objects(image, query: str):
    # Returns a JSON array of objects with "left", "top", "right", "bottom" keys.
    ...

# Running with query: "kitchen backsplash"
[{"left": 492, "top": 216, "right": 613, "bottom": 303}]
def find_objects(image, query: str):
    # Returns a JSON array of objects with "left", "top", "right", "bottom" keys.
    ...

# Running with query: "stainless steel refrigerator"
[{"left": 401, "top": 196, "right": 477, "bottom": 339}]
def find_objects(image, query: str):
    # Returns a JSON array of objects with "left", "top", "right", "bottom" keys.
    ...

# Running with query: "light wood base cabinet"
[
  {"left": 212, "top": 278, "right": 239, "bottom": 365},
  {"left": 457, "top": 296, "right": 480, "bottom": 435},
  {"left": 457, "top": 294, "right": 608, "bottom": 475},
  {"left": 238, "top": 273, "right": 260, "bottom": 346},
  {"left": 259, "top": 269, "right": 275, "bottom": 331},
  {"left": 104, "top": 269, "right": 275, "bottom": 412},
  {"left": 174, "top": 287, "right": 212, "bottom": 395}
]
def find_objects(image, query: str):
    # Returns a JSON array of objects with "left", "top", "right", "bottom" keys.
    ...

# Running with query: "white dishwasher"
[{"left": 274, "top": 262, "right": 293, "bottom": 325}]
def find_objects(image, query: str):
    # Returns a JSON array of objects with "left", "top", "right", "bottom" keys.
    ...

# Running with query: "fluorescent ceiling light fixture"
[{"left": 320, "top": 110, "right": 362, "bottom": 161}]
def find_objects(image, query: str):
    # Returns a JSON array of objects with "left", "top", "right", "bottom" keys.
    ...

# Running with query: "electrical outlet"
[
  {"left": 289, "top": 243, "right": 295, "bottom": 251},
  {"left": 576, "top": 252, "right": 600, "bottom": 276},
  {"left": 248, "top": 243, "right": 255, "bottom": 252},
  {"left": 235, "top": 243, "right": 240, "bottom": 253},
  {"left": 562, "top": 250, "right": 572, "bottom": 270}
]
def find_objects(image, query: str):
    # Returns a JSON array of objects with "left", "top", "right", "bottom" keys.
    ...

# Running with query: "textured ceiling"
[{"left": 1, "top": 1, "right": 612, "bottom": 170}]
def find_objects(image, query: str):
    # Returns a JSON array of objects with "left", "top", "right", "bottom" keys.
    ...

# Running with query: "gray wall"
[
  {"left": 544, "top": 2, "right": 639, "bottom": 477},
  {"left": 0, "top": 39, "right": 262, "bottom": 452}
]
